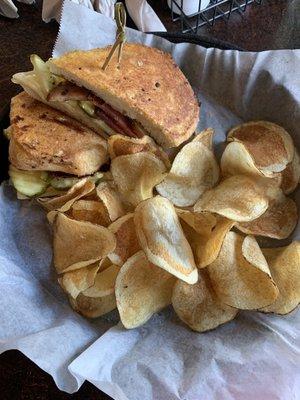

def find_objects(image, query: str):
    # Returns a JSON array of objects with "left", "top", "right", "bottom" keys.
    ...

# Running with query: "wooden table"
[{"left": 0, "top": 0, "right": 296, "bottom": 399}]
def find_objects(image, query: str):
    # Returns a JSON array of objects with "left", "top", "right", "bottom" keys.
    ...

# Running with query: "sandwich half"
[
  {"left": 7, "top": 92, "right": 108, "bottom": 196},
  {"left": 12, "top": 44, "right": 199, "bottom": 148}
]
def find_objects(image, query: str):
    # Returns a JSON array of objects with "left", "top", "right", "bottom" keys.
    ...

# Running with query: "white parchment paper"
[{"left": 1, "top": 1, "right": 300, "bottom": 398}]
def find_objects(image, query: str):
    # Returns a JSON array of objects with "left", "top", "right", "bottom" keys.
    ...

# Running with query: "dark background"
[{"left": 0, "top": 0, "right": 298, "bottom": 399}]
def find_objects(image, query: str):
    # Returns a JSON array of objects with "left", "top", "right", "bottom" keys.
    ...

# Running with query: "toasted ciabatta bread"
[
  {"left": 48, "top": 44, "right": 199, "bottom": 148},
  {"left": 9, "top": 92, "right": 108, "bottom": 176}
]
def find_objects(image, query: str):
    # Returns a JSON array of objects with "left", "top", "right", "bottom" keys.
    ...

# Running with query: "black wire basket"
[{"left": 169, "top": 0, "right": 263, "bottom": 33}]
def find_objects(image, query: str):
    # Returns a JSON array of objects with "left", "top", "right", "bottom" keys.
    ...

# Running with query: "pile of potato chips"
[{"left": 38, "top": 122, "right": 300, "bottom": 332}]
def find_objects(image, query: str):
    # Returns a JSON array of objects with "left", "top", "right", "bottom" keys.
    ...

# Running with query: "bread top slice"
[
  {"left": 49, "top": 43, "right": 199, "bottom": 148},
  {"left": 9, "top": 92, "right": 108, "bottom": 176}
]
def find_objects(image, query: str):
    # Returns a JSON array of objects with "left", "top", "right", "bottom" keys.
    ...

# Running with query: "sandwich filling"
[
  {"left": 8, "top": 164, "right": 107, "bottom": 197},
  {"left": 12, "top": 55, "right": 145, "bottom": 139}
]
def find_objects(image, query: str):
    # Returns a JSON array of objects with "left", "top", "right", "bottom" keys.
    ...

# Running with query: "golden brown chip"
[
  {"left": 134, "top": 196, "right": 198, "bottom": 283},
  {"left": 176, "top": 209, "right": 217, "bottom": 236},
  {"left": 156, "top": 141, "right": 219, "bottom": 207},
  {"left": 194, "top": 175, "right": 269, "bottom": 222},
  {"left": 281, "top": 149, "right": 300, "bottom": 194},
  {"left": 47, "top": 210, "right": 58, "bottom": 224},
  {"left": 83, "top": 264, "right": 120, "bottom": 297},
  {"left": 179, "top": 216, "right": 234, "bottom": 268},
  {"left": 197, "top": 217, "right": 235, "bottom": 268},
  {"left": 108, "top": 214, "right": 141, "bottom": 266},
  {"left": 237, "top": 196, "right": 298, "bottom": 239},
  {"left": 71, "top": 199, "right": 110, "bottom": 226},
  {"left": 96, "top": 181, "right": 126, "bottom": 222},
  {"left": 59, "top": 263, "right": 100, "bottom": 299},
  {"left": 69, "top": 292, "right": 116, "bottom": 318},
  {"left": 98, "top": 257, "right": 113, "bottom": 272},
  {"left": 221, "top": 141, "right": 265, "bottom": 178},
  {"left": 38, "top": 179, "right": 95, "bottom": 212},
  {"left": 111, "top": 152, "right": 167, "bottom": 207},
  {"left": 208, "top": 232, "right": 278, "bottom": 309},
  {"left": 228, "top": 121, "right": 294, "bottom": 174},
  {"left": 192, "top": 128, "right": 214, "bottom": 150},
  {"left": 261, "top": 242, "right": 300, "bottom": 314},
  {"left": 53, "top": 213, "right": 116, "bottom": 273},
  {"left": 172, "top": 271, "right": 238, "bottom": 332},
  {"left": 108, "top": 134, "right": 170, "bottom": 167},
  {"left": 115, "top": 251, "right": 176, "bottom": 329}
]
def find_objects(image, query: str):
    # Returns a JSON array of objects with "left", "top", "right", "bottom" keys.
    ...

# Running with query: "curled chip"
[
  {"left": 156, "top": 141, "right": 219, "bottom": 207},
  {"left": 38, "top": 179, "right": 95, "bottom": 212},
  {"left": 221, "top": 141, "right": 266, "bottom": 178},
  {"left": 192, "top": 217, "right": 234, "bottom": 268},
  {"left": 71, "top": 199, "right": 111, "bottom": 226},
  {"left": 179, "top": 215, "right": 234, "bottom": 268},
  {"left": 134, "top": 196, "right": 198, "bottom": 284},
  {"left": 111, "top": 152, "right": 167, "bottom": 207},
  {"left": 83, "top": 264, "right": 120, "bottom": 297},
  {"left": 228, "top": 121, "right": 294, "bottom": 175},
  {"left": 47, "top": 210, "right": 58, "bottom": 224},
  {"left": 237, "top": 196, "right": 298, "bottom": 239},
  {"left": 194, "top": 175, "right": 269, "bottom": 222},
  {"left": 281, "top": 150, "right": 300, "bottom": 194},
  {"left": 59, "top": 263, "right": 100, "bottom": 299},
  {"left": 98, "top": 257, "right": 113, "bottom": 272},
  {"left": 208, "top": 232, "right": 278, "bottom": 309},
  {"left": 69, "top": 292, "right": 116, "bottom": 318},
  {"left": 261, "top": 242, "right": 300, "bottom": 314},
  {"left": 176, "top": 209, "right": 217, "bottom": 236},
  {"left": 96, "top": 181, "right": 126, "bottom": 222},
  {"left": 172, "top": 271, "right": 238, "bottom": 332},
  {"left": 108, "top": 134, "right": 170, "bottom": 167},
  {"left": 115, "top": 251, "right": 176, "bottom": 329},
  {"left": 53, "top": 213, "right": 116, "bottom": 273},
  {"left": 108, "top": 214, "right": 141, "bottom": 266},
  {"left": 192, "top": 128, "right": 214, "bottom": 150}
]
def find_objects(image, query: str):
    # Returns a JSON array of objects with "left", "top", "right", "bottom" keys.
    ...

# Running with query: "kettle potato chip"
[
  {"left": 281, "top": 150, "right": 300, "bottom": 194},
  {"left": 261, "top": 242, "right": 300, "bottom": 314},
  {"left": 111, "top": 152, "right": 167, "bottom": 207},
  {"left": 134, "top": 196, "right": 198, "bottom": 284},
  {"left": 38, "top": 179, "right": 95, "bottom": 212},
  {"left": 82, "top": 264, "right": 120, "bottom": 298},
  {"left": 71, "top": 199, "right": 110, "bottom": 226},
  {"left": 172, "top": 271, "right": 238, "bottom": 332},
  {"left": 192, "top": 128, "right": 214, "bottom": 150},
  {"left": 108, "top": 134, "right": 170, "bottom": 167},
  {"left": 115, "top": 251, "right": 176, "bottom": 329},
  {"left": 53, "top": 213, "right": 116, "bottom": 273},
  {"left": 194, "top": 175, "right": 269, "bottom": 222},
  {"left": 221, "top": 141, "right": 266, "bottom": 178},
  {"left": 237, "top": 196, "right": 298, "bottom": 239},
  {"left": 69, "top": 292, "right": 116, "bottom": 318},
  {"left": 59, "top": 262, "right": 100, "bottom": 299},
  {"left": 108, "top": 214, "right": 141, "bottom": 266},
  {"left": 156, "top": 141, "right": 219, "bottom": 207},
  {"left": 96, "top": 181, "right": 126, "bottom": 222},
  {"left": 176, "top": 209, "right": 217, "bottom": 236},
  {"left": 228, "top": 121, "right": 294, "bottom": 175},
  {"left": 179, "top": 215, "right": 234, "bottom": 268},
  {"left": 208, "top": 232, "right": 278, "bottom": 309}
]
